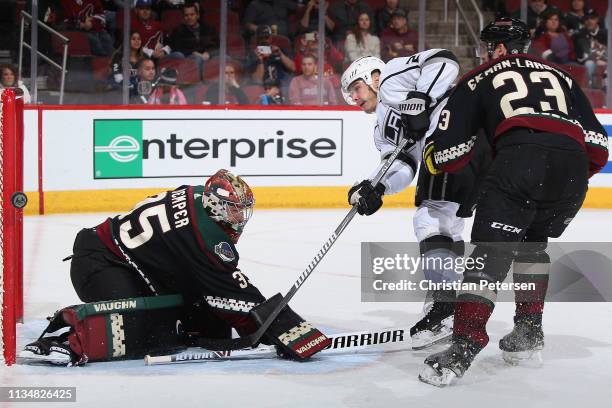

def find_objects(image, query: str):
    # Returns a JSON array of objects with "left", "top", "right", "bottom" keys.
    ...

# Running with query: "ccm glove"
[
  {"left": 348, "top": 180, "right": 386, "bottom": 215},
  {"left": 422, "top": 140, "right": 442, "bottom": 175},
  {"left": 399, "top": 91, "right": 431, "bottom": 143}
]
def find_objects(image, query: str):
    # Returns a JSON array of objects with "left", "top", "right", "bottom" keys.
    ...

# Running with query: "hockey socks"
[{"left": 250, "top": 293, "right": 331, "bottom": 360}]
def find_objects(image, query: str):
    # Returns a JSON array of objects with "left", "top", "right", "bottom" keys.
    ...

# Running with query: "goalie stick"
[
  {"left": 196, "top": 136, "right": 414, "bottom": 351},
  {"left": 145, "top": 326, "right": 410, "bottom": 365}
]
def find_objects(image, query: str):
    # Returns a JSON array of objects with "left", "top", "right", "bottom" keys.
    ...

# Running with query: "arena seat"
[
  {"left": 583, "top": 88, "right": 606, "bottom": 108},
  {"left": 159, "top": 58, "right": 200, "bottom": 84},
  {"left": 53, "top": 31, "right": 92, "bottom": 56},
  {"left": 161, "top": 9, "right": 184, "bottom": 35},
  {"left": 242, "top": 85, "right": 265, "bottom": 104}
]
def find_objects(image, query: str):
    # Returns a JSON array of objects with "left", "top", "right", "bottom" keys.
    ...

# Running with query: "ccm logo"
[{"left": 491, "top": 222, "right": 522, "bottom": 234}]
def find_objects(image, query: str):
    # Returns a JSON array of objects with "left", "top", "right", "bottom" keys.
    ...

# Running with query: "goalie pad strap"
[{"left": 249, "top": 293, "right": 331, "bottom": 360}]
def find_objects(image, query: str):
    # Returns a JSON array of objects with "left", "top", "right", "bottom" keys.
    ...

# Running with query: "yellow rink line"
[{"left": 21, "top": 186, "right": 612, "bottom": 215}]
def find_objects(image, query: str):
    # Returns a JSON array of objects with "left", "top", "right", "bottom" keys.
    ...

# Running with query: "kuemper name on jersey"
[
  {"left": 467, "top": 58, "right": 573, "bottom": 91},
  {"left": 171, "top": 188, "right": 190, "bottom": 229}
]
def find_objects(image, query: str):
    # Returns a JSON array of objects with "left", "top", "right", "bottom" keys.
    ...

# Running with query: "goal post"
[{"left": 1, "top": 87, "right": 25, "bottom": 365}]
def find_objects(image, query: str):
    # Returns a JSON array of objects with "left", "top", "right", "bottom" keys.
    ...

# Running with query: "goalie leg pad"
[
  {"left": 33, "top": 295, "right": 187, "bottom": 364},
  {"left": 250, "top": 293, "right": 331, "bottom": 360}
]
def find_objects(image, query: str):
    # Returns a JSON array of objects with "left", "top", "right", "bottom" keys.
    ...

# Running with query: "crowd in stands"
[{"left": 0, "top": 0, "right": 608, "bottom": 106}]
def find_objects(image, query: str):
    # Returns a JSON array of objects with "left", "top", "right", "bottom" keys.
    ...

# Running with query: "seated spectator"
[
  {"left": 110, "top": 31, "right": 144, "bottom": 89},
  {"left": 380, "top": 9, "right": 420, "bottom": 62},
  {"left": 328, "top": 0, "right": 372, "bottom": 43},
  {"left": 345, "top": 12, "right": 380, "bottom": 63},
  {"left": 574, "top": 9, "right": 607, "bottom": 87},
  {"left": 565, "top": 0, "right": 589, "bottom": 35},
  {"left": 298, "top": 0, "right": 334, "bottom": 36},
  {"left": 204, "top": 61, "right": 249, "bottom": 105},
  {"left": 0, "top": 64, "right": 32, "bottom": 103},
  {"left": 288, "top": 54, "right": 338, "bottom": 105},
  {"left": 375, "top": 0, "right": 408, "bottom": 35},
  {"left": 294, "top": 32, "right": 343, "bottom": 76},
  {"left": 531, "top": 11, "right": 576, "bottom": 64},
  {"left": 148, "top": 67, "right": 187, "bottom": 105},
  {"left": 259, "top": 79, "right": 285, "bottom": 105},
  {"left": 243, "top": 0, "right": 298, "bottom": 38},
  {"left": 168, "top": 3, "right": 219, "bottom": 76},
  {"left": 132, "top": 0, "right": 170, "bottom": 59},
  {"left": 245, "top": 25, "right": 295, "bottom": 91},
  {"left": 132, "top": 57, "right": 157, "bottom": 103},
  {"left": 511, "top": 0, "right": 561, "bottom": 34},
  {"left": 58, "top": 0, "right": 114, "bottom": 56}
]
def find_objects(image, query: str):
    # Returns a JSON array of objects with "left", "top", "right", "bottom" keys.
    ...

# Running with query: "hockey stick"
[
  {"left": 145, "top": 326, "right": 409, "bottom": 365},
  {"left": 197, "top": 136, "right": 413, "bottom": 351}
]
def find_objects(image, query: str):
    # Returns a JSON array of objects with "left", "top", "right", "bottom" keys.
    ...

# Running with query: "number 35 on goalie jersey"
[{"left": 429, "top": 54, "right": 608, "bottom": 177}]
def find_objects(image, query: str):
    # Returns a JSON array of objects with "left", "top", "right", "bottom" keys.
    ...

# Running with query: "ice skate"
[
  {"left": 500, "top": 314, "right": 544, "bottom": 366},
  {"left": 410, "top": 300, "right": 454, "bottom": 350},
  {"left": 418, "top": 337, "right": 482, "bottom": 387}
]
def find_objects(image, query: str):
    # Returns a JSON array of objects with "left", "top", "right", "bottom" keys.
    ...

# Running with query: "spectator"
[
  {"left": 288, "top": 54, "right": 338, "bottom": 105},
  {"left": 375, "top": 0, "right": 408, "bottom": 35},
  {"left": 148, "top": 67, "right": 187, "bottom": 105},
  {"left": 345, "top": 12, "right": 380, "bottom": 63},
  {"left": 245, "top": 25, "right": 295, "bottom": 90},
  {"left": 294, "top": 31, "right": 343, "bottom": 76},
  {"left": 259, "top": 79, "right": 285, "bottom": 105},
  {"left": 565, "top": 0, "right": 590, "bottom": 35},
  {"left": 168, "top": 3, "right": 219, "bottom": 76},
  {"left": 110, "top": 31, "right": 143, "bottom": 89},
  {"left": 132, "top": 57, "right": 156, "bottom": 103},
  {"left": 328, "top": 0, "right": 372, "bottom": 43},
  {"left": 574, "top": 9, "right": 607, "bottom": 87},
  {"left": 531, "top": 11, "right": 576, "bottom": 64},
  {"left": 0, "top": 64, "right": 32, "bottom": 103},
  {"left": 204, "top": 61, "right": 249, "bottom": 105},
  {"left": 58, "top": 0, "right": 114, "bottom": 56},
  {"left": 298, "top": 0, "right": 334, "bottom": 36},
  {"left": 380, "top": 9, "right": 420, "bottom": 62},
  {"left": 132, "top": 0, "right": 170, "bottom": 59},
  {"left": 243, "top": 0, "right": 298, "bottom": 38},
  {"left": 511, "top": 0, "right": 561, "bottom": 34}
]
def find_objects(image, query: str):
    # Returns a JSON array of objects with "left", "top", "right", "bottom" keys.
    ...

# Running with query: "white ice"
[{"left": 2, "top": 208, "right": 612, "bottom": 407}]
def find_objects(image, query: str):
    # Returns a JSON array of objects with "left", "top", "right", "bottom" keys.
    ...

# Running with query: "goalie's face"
[{"left": 348, "top": 73, "right": 379, "bottom": 113}]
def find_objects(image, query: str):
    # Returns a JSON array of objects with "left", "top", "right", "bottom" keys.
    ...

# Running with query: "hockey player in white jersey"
[{"left": 342, "top": 50, "right": 490, "bottom": 350}]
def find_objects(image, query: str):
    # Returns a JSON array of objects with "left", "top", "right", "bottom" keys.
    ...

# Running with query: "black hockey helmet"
[{"left": 480, "top": 17, "right": 531, "bottom": 57}]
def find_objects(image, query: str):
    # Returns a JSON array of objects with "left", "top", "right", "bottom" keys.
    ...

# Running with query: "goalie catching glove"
[
  {"left": 348, "top": 180, "right": 386, "bottom": 215},
  {"left": 399, "top": 91, "right": 431, "bottom": 143}
]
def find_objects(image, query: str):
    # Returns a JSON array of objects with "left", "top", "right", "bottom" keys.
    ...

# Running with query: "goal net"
[{"left": 1, "top": 87, "right": 25, "bottom": 365}]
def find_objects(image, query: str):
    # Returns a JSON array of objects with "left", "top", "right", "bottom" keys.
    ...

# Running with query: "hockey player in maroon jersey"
[
  {"left": 58, "top": 0, "right": 113, "bottom": 56},
  {"left": 419, "top": 17, "right": 609, "bottom": 386},
  {"left": 21, "top": 170, "right": 330, "bottom": 365}
]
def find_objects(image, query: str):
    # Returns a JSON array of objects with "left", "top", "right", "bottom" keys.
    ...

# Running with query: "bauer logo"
[
  {"left": 93, "top": 118, "right": 343, "bottom": 178},
  {"left": 94, "top": 120, "right": 143, "bottom": 178}
]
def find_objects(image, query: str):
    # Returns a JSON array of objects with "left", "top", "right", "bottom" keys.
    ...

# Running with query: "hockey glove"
[
  {"left": 348, "top": 180, "right": 386, "bottom": 216},
  {"left": 399, "top": 91, "right": 432, "bottom": 143},
  {"left": 423, "top": 141, "right": 442, "bottom": 176}
]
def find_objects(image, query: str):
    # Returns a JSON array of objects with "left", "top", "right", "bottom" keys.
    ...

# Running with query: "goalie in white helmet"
[{"left": 343, "top": 50, "right": 491, "bottom": 350}]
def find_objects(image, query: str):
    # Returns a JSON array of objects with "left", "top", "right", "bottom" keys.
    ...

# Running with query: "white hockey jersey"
[{"left": 372, "top": 49, "right": 459, "bottom": 194}]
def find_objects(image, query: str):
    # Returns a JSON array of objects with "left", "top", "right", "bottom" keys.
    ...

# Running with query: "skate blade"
[
  {"left": 418, "top": 364, "right": 457, "bottom": 387},
  {"left": 502, "top": 349, "right": 543, "bottom": 367},
  {"left": 18, "top": 350, "right": 71, "bottom": 366},
  {"left": 411, "top": 317, "right": 453, "bottom": 350}
]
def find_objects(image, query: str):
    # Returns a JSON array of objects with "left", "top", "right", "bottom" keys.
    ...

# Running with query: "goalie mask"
[
  {"left": 341, "top": 56, "right": 385, "bottom": 105},
  {"left": 203, "top": 169, "right": 254, "bottom": 243},
  {"left": 480, "top": 17, "right": 531, "bottom": 58}
]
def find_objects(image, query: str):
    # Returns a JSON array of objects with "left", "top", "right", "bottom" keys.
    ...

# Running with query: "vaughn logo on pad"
[{"left": 94, "top": 118, "right": 343, "bottom": 179}]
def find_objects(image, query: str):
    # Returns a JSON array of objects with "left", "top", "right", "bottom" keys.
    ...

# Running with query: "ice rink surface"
[{"left": 2, "top": 207, "right": 612, "bottom": 407}]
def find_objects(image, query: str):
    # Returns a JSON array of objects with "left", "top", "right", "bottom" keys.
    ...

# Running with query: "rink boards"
[{"left": 19, "top": 106, "right": 612, "bottom": 214}]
